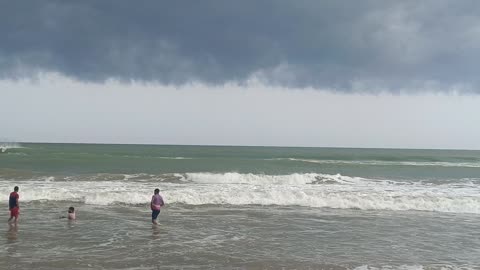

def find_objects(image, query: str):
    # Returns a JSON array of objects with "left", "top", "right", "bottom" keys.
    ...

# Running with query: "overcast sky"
[{"left": 1, "top": 1, "right": 480, "bottom": 149}]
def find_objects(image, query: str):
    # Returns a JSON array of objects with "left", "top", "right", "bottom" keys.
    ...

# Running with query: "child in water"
[
  {"left": 60, "top": 206, "right": 76, "bottom": 220},
  {"left": 67, "top": 207, "right": 76, "bottom": 220},
  {"left": 151, "top": 188, "right": 165, "bottom": 224}
]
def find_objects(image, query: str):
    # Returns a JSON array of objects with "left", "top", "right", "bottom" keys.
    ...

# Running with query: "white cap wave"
[{"left": 1, "top": 172, "right": 480, "bottom": 214}]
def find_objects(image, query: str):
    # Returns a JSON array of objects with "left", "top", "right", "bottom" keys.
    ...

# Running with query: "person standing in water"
[
  {"left": 150, "top": 188, "right": 164, "bottom": 224},
  {"left": 8, "top": 186, "right": 20, "bottom": 224}
]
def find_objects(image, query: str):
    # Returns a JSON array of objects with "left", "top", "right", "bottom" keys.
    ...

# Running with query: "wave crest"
[
  {"left": 2, "top": 172, "right": 480, "bottom": 213},
  {"left": 0, "top": 142, "right": 21, "bottom": 153},
  {"left": 280, "top": 158, "right": 480, "bottom": 168}
]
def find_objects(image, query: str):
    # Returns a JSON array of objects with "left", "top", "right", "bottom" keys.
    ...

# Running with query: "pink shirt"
[{"left": 151, "top": 194, "right": 164, "bottom": 210}]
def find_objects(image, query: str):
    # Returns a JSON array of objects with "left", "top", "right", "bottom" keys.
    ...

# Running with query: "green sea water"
[
  {"left": 1, "top": 143, "right": 480, "bottom": 269},
  {"left": 3, "top": 143, "right": 480, "bottom": 179}
]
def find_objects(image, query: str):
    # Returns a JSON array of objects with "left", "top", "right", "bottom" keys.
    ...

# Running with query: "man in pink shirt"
[
  {"left": 151, "top": 188, "right": 165, "bottom": 224},
  {"left": 8, "top": 186, "right": 20, "bottom": 224}
]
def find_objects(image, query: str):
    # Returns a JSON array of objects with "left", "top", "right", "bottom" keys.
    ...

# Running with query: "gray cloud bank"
[{"left": 1, "top": 0, "right": 480, "bottom": 91}]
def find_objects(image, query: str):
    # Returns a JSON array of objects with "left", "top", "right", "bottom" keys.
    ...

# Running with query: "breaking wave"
[
  {"left": 276, "top": 158, "right": 480, "bottom": 168},
  {"left": 353, "top": 265, "right": 474, "bottom": 270},
  {"left": 1, "top": 172, "right": 480, "bottom": 213},
  {"left": 0, "top": 142, "right": 22, "bottom": 153}
]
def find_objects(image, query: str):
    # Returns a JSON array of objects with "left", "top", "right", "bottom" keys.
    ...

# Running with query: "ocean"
[{"left": 1, "top": 143, "right": 479, "bottom": 269}]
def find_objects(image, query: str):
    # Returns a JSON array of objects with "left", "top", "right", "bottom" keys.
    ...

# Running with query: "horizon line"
[{"left": 7, "top": 140, "right": 480, "bottom": 152}]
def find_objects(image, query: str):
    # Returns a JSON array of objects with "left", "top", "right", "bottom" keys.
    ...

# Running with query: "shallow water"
[{"left": 2, "top": 203, "right": 479, "bottom": 269}]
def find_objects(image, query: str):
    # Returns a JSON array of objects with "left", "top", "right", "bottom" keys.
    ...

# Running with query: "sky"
[{"left": 1, "top": 1, "right": 480, "bottom": 149}]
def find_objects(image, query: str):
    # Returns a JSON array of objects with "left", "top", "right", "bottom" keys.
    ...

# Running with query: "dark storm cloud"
[{"left": 1, "top": 0, "right": 480, "bottom": 91}]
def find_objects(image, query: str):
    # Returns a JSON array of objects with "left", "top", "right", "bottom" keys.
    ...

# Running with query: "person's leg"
[
  {"left": 8, "top": 209, "right": 14, "bottom": 223},
  {"left": 152, "top": 210, "right": 160, "bottom": 224},
  {"left": 12, "top": 207, "right": 19, "bottom": 224}
]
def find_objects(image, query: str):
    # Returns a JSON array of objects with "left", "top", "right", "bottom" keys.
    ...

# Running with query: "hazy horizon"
[{"left": 3, "top": 140, "right": 480, "bottom": 151}]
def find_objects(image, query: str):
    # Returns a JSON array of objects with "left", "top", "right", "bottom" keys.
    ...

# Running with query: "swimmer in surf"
[
  {"left": 151, "top": 188, "right": 165, "bottom": 224},
  {"left": 68, "top": 206, "right": 76, "bottom": 220},
  {"left": 60, "top": 206, "right": 76, "bottom": 220}
]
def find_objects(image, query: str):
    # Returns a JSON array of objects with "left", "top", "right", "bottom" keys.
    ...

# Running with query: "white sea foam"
[
  {"left": 178, "top": 172, "right": 362, "bottom": 185},
  {"left": 279, "top": 158, "right": 480, "bottom": 168},
  {"left": 0, "top": 142, "right": 22, "bottom": 153},
  {"left": 2, "top": 172, "right": 480, "bottom": 213},
  {"left": 353, "top": 265, "right": 474, "bottom": 270},
  {"left": 104, "top": 153, "right": 193, "bottom": 160},
  {"left": 157, "top": 156, "right": 193, "bottom": 160}
]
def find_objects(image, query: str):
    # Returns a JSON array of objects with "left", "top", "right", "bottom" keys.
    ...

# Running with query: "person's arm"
[
  {"left": 16, "top": 194, "right": 19, "bottom": 208},
  {"left": 150, "top": 196, "right": 155, "bottom": 209}
]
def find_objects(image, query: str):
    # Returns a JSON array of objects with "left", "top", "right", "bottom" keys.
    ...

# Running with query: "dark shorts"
[
  {"left": 152, "top": 209, "right": 160, "bottom": 220},
  {"left": 10, "top": 207, "right": 19, "bottom": 218}
]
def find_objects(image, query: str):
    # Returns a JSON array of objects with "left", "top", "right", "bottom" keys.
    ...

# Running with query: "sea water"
[{"left": 1, "top": 144, "right": 479, "bottom": 269}]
